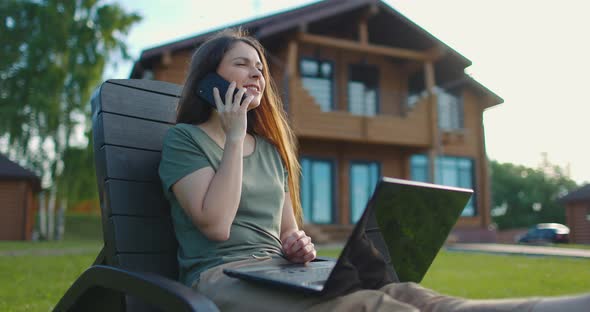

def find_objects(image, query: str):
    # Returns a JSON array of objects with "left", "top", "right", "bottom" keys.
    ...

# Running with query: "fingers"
[
  {"left": 282, "top": 230, "right": 306, "bottom": 252},
  {"left": 282, "top": 230, "right": 317, "bottom": 263},
  {"left": 240, "top": 94, "right": 255, "bottom": 112},
  {"left": 212, "top": 87, "right": 223, "bottom": 111},
  {"left": 290, "top": 242, "right": 316, "bottom": 263},
  {"left": 215, "top": 82, "right": 254, "bottom": 112},
  {"left": 224, "top": 81, "right": 236, "bottom": 109},
  {"left": 232, "top": 87, "right": 247, "bottom": 111}
]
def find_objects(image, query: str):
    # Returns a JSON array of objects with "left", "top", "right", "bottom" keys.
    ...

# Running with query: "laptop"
[{"left": 223, "top": 177, "right": 473, "bottom": 296}]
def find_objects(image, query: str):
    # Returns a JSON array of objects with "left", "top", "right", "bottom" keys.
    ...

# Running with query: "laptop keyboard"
[{"left": 263, "top": 266, "right": 332, "bottom": 284}]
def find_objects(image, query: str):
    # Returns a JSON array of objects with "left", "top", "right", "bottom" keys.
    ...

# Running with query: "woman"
[{"left": 159, "top": 28, "right": 588, "bottom": 311}]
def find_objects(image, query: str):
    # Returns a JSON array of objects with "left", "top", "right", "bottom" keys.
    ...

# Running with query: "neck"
[{"left": 203, "top": 111, "right": 225, "bottom": 135}]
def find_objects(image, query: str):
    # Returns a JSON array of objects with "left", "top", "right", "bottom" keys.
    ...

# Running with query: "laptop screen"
[{"left": 364, "top": 177, "right": 473, "bottom": 283}]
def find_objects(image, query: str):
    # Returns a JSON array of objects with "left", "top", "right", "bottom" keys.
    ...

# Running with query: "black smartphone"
[{"left": 195, "top": 72, "right": 240, "bottom": 109}]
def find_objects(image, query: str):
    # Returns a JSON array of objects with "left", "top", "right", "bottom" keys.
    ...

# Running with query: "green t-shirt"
[{"left": 159, "top": 123, "right": 288, "bottom": 286}]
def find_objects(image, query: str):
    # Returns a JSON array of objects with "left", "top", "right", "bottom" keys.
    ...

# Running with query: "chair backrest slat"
[
  {"left": 97, "top": 113, "right": 172, "bottom": 151},
  {"left": 116, "top": 253, "right": 178, "bottom": 280},
  {"left": 108, "top": 216, "right": 176, "bottom": 253},
  {"left": 105, "top": 180, "right": 169, "bottom": 217},
  {"left": 95, "top": 80, "right": 180, "bottom": 122},
  {"left": 97, "top": 145, "right": 161, "bottom": 183}
]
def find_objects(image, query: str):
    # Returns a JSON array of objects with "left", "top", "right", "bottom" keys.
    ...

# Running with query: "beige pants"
[{"left": 194, "top": 257, "right": 587, "bottom": 311}]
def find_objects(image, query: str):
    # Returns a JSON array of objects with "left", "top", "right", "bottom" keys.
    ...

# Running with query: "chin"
[{"left": 247, "top": 98, "right": 262, "bottom": 110}]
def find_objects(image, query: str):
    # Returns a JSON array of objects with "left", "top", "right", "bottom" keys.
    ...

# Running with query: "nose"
[{"left": 249, "top": 66, "right": 261, "bottom": 79}]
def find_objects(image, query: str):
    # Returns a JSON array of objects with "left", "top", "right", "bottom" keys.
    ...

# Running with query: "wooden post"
[
  {"left": 424, "top": 61, "right": 438, "bottom": 183},
  {"left": 287, "top": 39, "right": 298, "bottom": 120},
  {"left": 359, "top": 3, "right": 378, "bottom": 46},
  {"left": 479, "top": 120, "right": 492, "bottom": 229},
  {"left": 359, "top": 17, "right": 368, "bottom": 46},
  {"left": 48, "top": 188, "right": 56, "bottom": 240},
  {"left": 38, "top": 191, "right": 46, "bottom": 239}
]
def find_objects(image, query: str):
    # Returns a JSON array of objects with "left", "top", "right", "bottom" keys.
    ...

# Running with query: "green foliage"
[
  {"left": 57, "top": 140, "right": 99, "bottom": 207},
  {"left": 0, "top": 0, "right": 141, "bottom": 200},
  {"left": 490, "top": 160, "right": 578, "bottom": 230}
]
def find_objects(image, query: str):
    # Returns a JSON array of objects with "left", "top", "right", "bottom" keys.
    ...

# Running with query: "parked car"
[{"left": 516, "top": 223, "right": 570, "bottom": 244}]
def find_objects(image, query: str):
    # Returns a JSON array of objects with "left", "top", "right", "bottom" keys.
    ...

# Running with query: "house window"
[
  {"left": 300, "top": 58, "right": 333, "bottom": 111},
  {"left": 300, "top": 157, "right": 335, "bottom": 224},
  {"left": 348, "top": 64, "right": 378, "bottom": 116},
  {"left": 349, "top": 161, "right": 380, "bottom": 223},
  {"left": 410, "top": 154, "right": 476, "bottom": 216},
  {"left": 437, "top": 87, "right": 463, "bottom": 131}
]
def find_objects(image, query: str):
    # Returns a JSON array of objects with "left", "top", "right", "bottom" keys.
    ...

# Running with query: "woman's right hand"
[{"left": 212, "top": 81, "right": 255, "bottom": 141}]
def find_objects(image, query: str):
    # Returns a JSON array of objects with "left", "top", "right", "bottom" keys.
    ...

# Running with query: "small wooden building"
[
  {"left": 131, "top": 0, "right": 502, "bottom": 242},
  {"left": 560, "top": 184, "right": 590, "bottom": 244},
  {"left": 0, "top": 154, "right": 41, "bottom": 240}
]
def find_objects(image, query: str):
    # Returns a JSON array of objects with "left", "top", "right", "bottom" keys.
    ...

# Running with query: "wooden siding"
[
  {"left": 566, "top": 202, "right": 590, "bottom": 244},
  {"left": 0, "top": 181, "right": 27, "bottom": 240},
  {"left": 152, "top": 51, "right": 192, "bottom": 84}
]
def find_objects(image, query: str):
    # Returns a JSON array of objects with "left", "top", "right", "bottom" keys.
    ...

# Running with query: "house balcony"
[{"left": 288, "top": 78, "right": 433, "bottom": 147}]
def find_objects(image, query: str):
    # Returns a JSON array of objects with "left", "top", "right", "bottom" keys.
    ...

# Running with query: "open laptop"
[{"left": 223, "top": 177, "right": 473, "bottom": 296}]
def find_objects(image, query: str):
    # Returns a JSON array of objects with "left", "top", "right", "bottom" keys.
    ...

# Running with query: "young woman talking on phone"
[{"left": 158, "top": 28, "right": 589, "bottom": 311}]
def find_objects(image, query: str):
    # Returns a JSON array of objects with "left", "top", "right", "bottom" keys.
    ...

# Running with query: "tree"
[
  {"left": 490, "top": 159, "right": 578, "bottom": 230},
  {"left": 0, "top": 0, "right": 141, "bottom": 205}
]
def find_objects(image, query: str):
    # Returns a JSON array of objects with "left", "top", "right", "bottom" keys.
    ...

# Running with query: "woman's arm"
[
  {"left": 280, "top": 193, "right": 317, "bottom": 263},
  {"left": 172, "top": 85, "right": 253, "bottom": 242},
  {"left": 172, "top": 138, "right": 244, "bottom": 241}
]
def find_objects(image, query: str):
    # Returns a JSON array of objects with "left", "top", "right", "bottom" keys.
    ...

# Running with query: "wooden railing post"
[
  {"left": 287, "top": 39, "right": 298, "bottom": 123},
  {"left": 424, "top": 61, "right": 438, "bottom": 183}
]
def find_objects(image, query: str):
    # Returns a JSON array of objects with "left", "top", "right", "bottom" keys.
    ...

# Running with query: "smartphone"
[{"left": 195, "top": 72, "right": 240, "bottom": 109}]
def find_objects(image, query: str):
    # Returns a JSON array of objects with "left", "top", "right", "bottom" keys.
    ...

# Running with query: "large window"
[
  {"left": 300, "top": 58, "right": 334, "bottom": 112},
  {"left": 437, "top": 87, "right": 463, "bottom": 131},
  {"left": 348, "top": 64, "right": 378, "bottom": 116},
  {"left": 300, "top": 158, "right": 335, "bottom": 224},
  {"left": 349, "top": 161, "right": 380, "bottom": 223},
  {"left": 410, "top": 154, "right": 476, "bottom": 216}
]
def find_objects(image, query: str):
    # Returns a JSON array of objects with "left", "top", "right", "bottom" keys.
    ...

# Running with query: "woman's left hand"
[{"left": 282, "top": 230, "right": 317, "bottom": 263}]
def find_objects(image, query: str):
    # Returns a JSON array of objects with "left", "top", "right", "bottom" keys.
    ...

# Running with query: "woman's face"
[{"left": 216, "top": 41, "right": 266, "bottom": 110}]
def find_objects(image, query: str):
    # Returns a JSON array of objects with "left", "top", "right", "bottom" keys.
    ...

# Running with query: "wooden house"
[
  {"left": 0, "top": 154, "right": 41, "bottom": 240},
  {"left": 130, "top": 0, "right": 502, "bottom": 242},
  {"left": 560, "top": 185, "right": 590, "bottom": 244}
]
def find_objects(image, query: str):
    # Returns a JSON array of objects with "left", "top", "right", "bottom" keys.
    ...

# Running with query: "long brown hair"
[{"left": 176, "top": 28, "right": 303, "bottom": 226}]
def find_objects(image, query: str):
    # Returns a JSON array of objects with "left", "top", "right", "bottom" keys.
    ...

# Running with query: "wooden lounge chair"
[{"left": 54, "top": 79, "right": 218, "bottom": 311}]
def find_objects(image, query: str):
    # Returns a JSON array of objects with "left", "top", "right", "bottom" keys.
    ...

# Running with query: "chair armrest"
[{"left": 54, "top": 265, "right": 218, "bottom": 312}]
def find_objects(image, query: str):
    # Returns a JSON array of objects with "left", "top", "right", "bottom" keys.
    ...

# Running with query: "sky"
[{"left": 106, "top": 0, "right": 590, "bottom": 184}]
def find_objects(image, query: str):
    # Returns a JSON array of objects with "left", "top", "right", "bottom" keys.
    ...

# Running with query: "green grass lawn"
[
  {"left": 0, "top": 249, "right": 99, "bottom": 312},
  {"left": 317, "top": 249, "right": 590, "bottom": 299},
  {"left": 1, "top": 246, "right": 589, "bottom": 311}
]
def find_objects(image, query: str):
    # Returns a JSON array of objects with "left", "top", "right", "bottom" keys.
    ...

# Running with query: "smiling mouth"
[{"left": 243, "top": 85, "right": 260, "bottom": 92}]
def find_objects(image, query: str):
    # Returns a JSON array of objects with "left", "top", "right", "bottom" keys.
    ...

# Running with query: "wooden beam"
[
  {"left": 424, "top": 61, "right": 438, "bottom": 183},
  {"left": 287, "top": 40, "right": 298, "bottom": 77},
  {"left": 358, "top": 3, "right": 377, "bottom": 46},
  {"left": 286, "top": 40, "right": 298, "bottom": 118},
  {"left": 298, "top": 32, "right": 432, "bottom": 61},
  {"left": 426, "top": 45, "right": 447, "bottom": 61},
  {"left": 424, "top": 61, "right": 436, "bottom": 92},
  {"left": 359, "top": 18, "right": 368, "bottom": 46}
]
